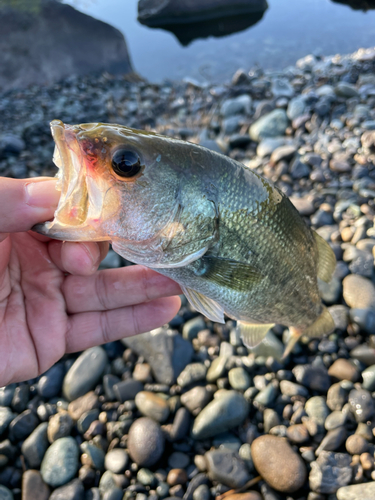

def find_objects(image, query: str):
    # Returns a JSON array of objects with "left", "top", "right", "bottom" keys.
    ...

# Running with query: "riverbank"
[{"left": 0, "top": 47, "right": 375, "bottom": 500}]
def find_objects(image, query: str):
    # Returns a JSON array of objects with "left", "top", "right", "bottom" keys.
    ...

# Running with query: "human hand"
[{"left": 0, "top": 177, "right": 181, "bottom": 386}]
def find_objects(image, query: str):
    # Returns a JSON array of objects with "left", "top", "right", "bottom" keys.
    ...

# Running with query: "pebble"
[
  {"left": 137, "top": 468, "right": 155, "bottom": 486},
  {"left": 127, "top": 417, "right": 165, "bottom": 467},
  {"left": 48, "top": 411, "right": 74, "bottom": 442},
  {"left": 191, "top": 390, "right": 248, "bottom": 439},
  {"left": 342, "top": 274, "right": 375, "bottom": 309},
  {"left": 362, "top": 364, "right": 375, "bottom": 391},
  {"left": 348, "top": 389, "right": 375, "bottom": 422},
  {"left": 286, "top": 424, "right": 309, "bottom": 444},
  {"left": 0, "top": 407, "right": 16, "bottom": 435},
  {"left": 327, "top": 358, "right": 359, "bottom": 382},
  {"left": 228, "top": 367, "right": 251, "bottom": 391},
  {"left": 21, "top": 422, "right": 49, "bottom": 468},
  {"left": 182, "top": 316, "right": 206, "bottom": 341},
  {"left": 224, "top": 494, "right": 262, "bottom": 500},
  {"left": 293, "top": 365, "right": 331, "bottom": 392},
  {"left": 280, "top": 380, "right": 308, "bottom": 397},
  {"left": 315, "top": 427, "right": 347, "bottom": 455},
  {"left": 63, "top": 347, "right": 108, "bottom": 401},
  {"left": 0, "top": 486, "right": 13, "bottom": 500},
  {"left": 192, "top": 484, "right": 210, "bottom": 500},
  {"left": 345, "top": 434, "right": 368, "bottom": 455},
  {"left": 41, "top": 437, "right": 79, "bottom": 487},
  {"left": 168, "top": 451, "right": 190, "bottom": 469},
  {"left": 220, "top": 95, "right": 252, "bottom": 117},
  {"left": 167, "top": 469, "right": 188, "bottom": 486},
  {"left": 249, "top": 109, "right": 289, "bottom": 142},
  {"left": 81, "top": 441, "right": 105, "bottom": 470},
  {"left": 206, "top": 356, "right": 228, "bottom": 382},
  {"left": 305, "top": 396, "right": 330, "bottom": 426},
  {"left": 8, "top": 409, "right": 39, "bottom": 442},
  {"left": 205, "top": 450, "right": 250, "bottom": 488},
  {"left": 177, "top": 363, "right": 207, "bottom": 387},
  {"left": 68, "top": 391, "right": 100, "bottom": 421},
  {"left": 309, "top": 451, "right": 352, "bottom": 494},
  {"left": 113, "top": 379, "right": 144, "bottom": 403},
  {"left": 38, "top": 362, "right": 65, "bottom": 399},
  {"left": 251, "top": 435, "right": 307, "bottom": 492},
  {"left": 325, "top": 410, "right": 347, "bottom": 430},
  {"left": 104, "top": 449, "right": 129, "bottom": 474},
  {"left": 49, "top": 479, "right": 84, "bottom": 500},
  {"left": 135, "top": 391, "right": 170, "bottom": 423},
  {"left": 22, "top": 470, "right": 49, "bottom": 500}
]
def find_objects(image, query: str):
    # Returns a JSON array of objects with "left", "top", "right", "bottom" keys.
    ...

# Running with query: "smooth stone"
[
  {"left": 191, "top": 391, "right": 248, "bottom": 439},
  {"left": 249, "top": 109, "right": 289, "bottom": 142},
  {"left": 350, "top": 344, "right": 375, "bottom": 366},
  {"left": 38, "top": 362, "right": 65, "bottom": 399},
  {"left": 41, "top": 437, "right": 79, "bottom": 487},
  {"left": 192, "top": 484, "right": 210, "bottom": 500},
  {"left": 350, "top": 308, "right": 375, "bottom": 335},
  {"left": 290, "top": 157, "right": 311, "bottom": 179},
  {"left": 63, "top": 346, "right": 108, "bottom": 401},
  {"left": 280, "top": 380, "right": 308, "bottom": 398},
  {"left": 271, "top": 78, "right": 294, "bottom": 98},
  {"left": 318, "top": 277, "right": 342, "bottom": 304},
  {"left": 123, "top": 329, "right": 194, "bottom": 385},
  {"left": 103, "top": 374, "right": 120, "bottom": 401},
  {"left": 0, "top": 385, "right": 16, "bottom": 407},
  {"left": 251, "top": 435, "right": 307, "bottom": 492},
  {"left": 135, "top": 391, "right": 170, "bottom": 423},
  {"left": 182, "top": 316, "right": 206, "bottom": 341},
  {"left": 343, "top": 274, "right": 375, "bottom": 309},
  {"left": 77, "top": 409, "right": 100, "bottom": 434},
  {"left": 0, "top": 486, "right": 13, "bottom": 500},
  {"left": 137, "top": 468, "right": 155, "bottom": 486},
  {"left": 98, "top": 470, "right": 118, "bottom": 494},
  {"left": 168, "top": 451, "right": 190, "bottom": 469},
  {"left": 206, "top": 356, "right": 228, "bottom": 382},
  {"left": 286, "top": 424, "right": 309, "bottom": 444},
  {"left": 223, "top": 494, "right": 262, "bottom": 500},
  {"left": 293, "top": 365, "right": 331, "bottom": 392},
  {"left": 223, "top": 116, "right": 241, "bottom": 134},
  {"left": 329, "top": 305, "right": 349, "bottom": 332},
  {"left": 328, "top": 359, "right": 359, "bottom": 382},
  {"left": 349, "top": 389, "right": 374, "bottom": 422},
  {"left": 180, "top": 386, "right": 212, "bottom": 416},
  {"left": 287, "top": 95, "right": 307, "bottom": 120},
  {"left": 309, "top": 451, "right": 352, "bottom": 494},
  {"left": 263, "top": 409, "right": 280, "bottom": 433},
  {"left": 177, "top": 363, "right": 207, "bottom": 388},
  {"left": 315, "top": 427, "right": 347, "bottom": 455},
  {"left": 22, "top": 470, "right": 49, "bottom": 500},
  {"left": 290, "top": 196, "right": 315, "bottom": 216},
  {"left": 113, "top": 379, "right": 144, "bottom": 403},
  {"left": 228, "top": 367, "right": 251, "bottom": 391},
  {"left": 212, "top": 432, "right": 242, "bottom": 451},
  {"left": 21, "top": 422, "right": 49, "bottom": 468},
  {"left": 68, "top": 391, "right": 99, "bottom": 421},
  {"left": 0, "top": 407, "right": 16, "bottom": 435},
  {"left": 102, "top": 488, "right": 123, "bottom": 500},
  {"left": 220, "top": 95, "right": 252, "bottom": 117},
  {"left": 49, "top": 479, "right": 84, "bottom": 500},
  {"left": 251, "top": 330, "right": 284, "bottom": 361},
  {"left": 8, "top": 409, "right": 39, "bottom": 442},
  {"left": 48, "top": 411, "right": 74, "bottom": 442},
  {"left": 305, "top": 397, "right": 330, "bottom": 426},
  {"left": 362, "top": 364, "right": 375, "bottom": 391},
  {"left": 253, "top": 382, "right": 278, "bottom": 407},
  {"left": 205, "top": 450, "right": 250, "bottom": 489},
  {"left": 337, "top": 481, "right": 375, "bottom": 500},
  {"left": 81, "top": 441, "right": 105, "bottom": 470},
  {"left": 325, "top": 411, "right": 347, "bottom": 431},
  {"left": 257, "top": 138, "right": 286, "bottom": 158},
  {"left": 335, "top": 82, "right": 359, "bottom": 98},
  {"left": 127, "top": 417, "right": 165, "bottom": 467},
  {"left": 345, "top": 434, "right": 368, "bottom": 455},
  {"left": 169, "top": 407, "right": 191, "bottom": 441},
  {"left": 104, "top": 449, "right": 129, "bottom": 474}
]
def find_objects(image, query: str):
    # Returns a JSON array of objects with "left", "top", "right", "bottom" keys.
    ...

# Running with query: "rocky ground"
[{"left": 1, "top": 47, "right": 375, "bottom": 500}]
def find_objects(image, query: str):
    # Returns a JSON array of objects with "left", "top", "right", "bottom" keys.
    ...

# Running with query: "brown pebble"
[
  {"left": 346, "top": 434, "right": 369, "bottom": 455},
  {"left": 169, "top": 484, "right": 184, "bottom": 498},
  {"left": 83, "top": 420, "right": 105, "bottom": 440},
  {"left": 22, "top": 470, "right": 50, "bottom": 500},
  {"left": 328, "top": 359, "right": 359, "bottom": 382},
  {"left": 224, "top": 493, "right": 262, "bottom": 500},
  {"left": 47, "top": 411, "right": 73, "bottom": 443},
  {"left": 343, "top": 274, "right": 375, "bottom": 309},
  {"left": 127, "top": 417, "right": 165, "bottom": 467},
  {"left": 286, "top": 424, "right": 310, "bottom": 444},
  {"left": 251, "top": 435, "right": 307, "bottom": 492},
  {"left": 360, "top": 452, "right": 374, "bottom": 471},
  {"left": 68, "top": 391, "right": 100, "bottom": 421},
  {"left": 167, "top": 468, "right": 188, "bottom": 486},
  {"left": 341, "top": 227, "right": 354, "bottom": 242}
]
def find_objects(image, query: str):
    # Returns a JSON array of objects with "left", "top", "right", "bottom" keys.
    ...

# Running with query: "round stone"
[
  {"left": 168, "top": 451, "right": 190, "bottom": 469},
  {"left": 22, "top": 470, "right": 49, "bottom": 500},
  {"left": 328, "top": 359, "right": 359, "bottom": 382},
  {"left": 228, "top": 367, "right": 251, "bottom": 391},
  {"left": 135, "top": 391, "right": 170, "bottom": 423},
  {"left": 63, "top": 346, "right": 108, "bottom": 401},
  {"left": 41, "top": 437, "right": 79, "bottom": 487},
  {"left": 47, "top": 411, "right": 73, "bottom": 443},
  {"left": 167, "top": 469, "right": 188, "bottom": 486},
  {"left": 343, "top": 274, "right": 375, "bottom": 309},
  {"left": 0, "top": 486, "right": 13, "bottom": 500},
  {"left": 104, "top": 449, "right": 129, "bottom": 474},
  {"left": 127, "top": 417, "right": 165, "bottom": 467},
  {"left": 251, "top": 435, "right": 307, "bottom": 492},
  {"left": 348, "top": 389, "right": 375, "bottom": 422},
  {"left": 21, "top": 422, "right": 49, "bottom": 468},
  {"left": 286, "top": 424, "right": 309, "bottom": 444},
  {"left": 345, "top": 434, "right": 368, "bottom": 455}
]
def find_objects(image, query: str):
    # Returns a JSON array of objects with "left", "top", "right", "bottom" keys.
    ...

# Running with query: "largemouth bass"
[{"left": 34, "top": 120, "right": 336, "bottom": 354}]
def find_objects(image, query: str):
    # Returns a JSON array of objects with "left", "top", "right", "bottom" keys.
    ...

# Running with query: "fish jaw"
[{"left": 33, "top": 120, "right": 112, "bottom": 242}]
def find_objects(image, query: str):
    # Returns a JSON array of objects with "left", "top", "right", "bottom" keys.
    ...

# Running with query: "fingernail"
[
  {"left": 26, "top": 179, "right": 60, "bottom": 208},
  {"left": 81, "top": 243, "right": 100, "bottom": 267}
]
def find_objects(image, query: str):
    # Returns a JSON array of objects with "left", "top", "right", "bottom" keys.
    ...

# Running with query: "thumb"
[{"left": 0, "top": 177, "right": 60, "bottom": 234}]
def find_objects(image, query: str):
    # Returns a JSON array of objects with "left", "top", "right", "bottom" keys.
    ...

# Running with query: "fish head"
[{"left": 34, "top": 120, "right": 211, "bottom": 266}]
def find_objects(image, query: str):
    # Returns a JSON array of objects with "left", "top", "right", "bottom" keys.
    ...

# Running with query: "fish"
[{"left": 34, "top": 119, "right": 336, "bottom": 356}]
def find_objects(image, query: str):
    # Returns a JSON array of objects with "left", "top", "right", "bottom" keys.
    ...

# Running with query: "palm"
[{"left": 0, "top": 232, "right": 181, "bottom": 386}]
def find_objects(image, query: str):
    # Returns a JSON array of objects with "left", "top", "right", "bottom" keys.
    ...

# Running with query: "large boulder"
[
  {"left": 0, "top": 0, "right": 133, "bottom": 92},
  {"left": 137, "top": 0, "right": 268, "bottom": 45}
]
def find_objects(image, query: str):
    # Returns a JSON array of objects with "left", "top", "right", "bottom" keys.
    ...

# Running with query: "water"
[{"left": 63, "top": 0, "right": 375, "bottom": 83}]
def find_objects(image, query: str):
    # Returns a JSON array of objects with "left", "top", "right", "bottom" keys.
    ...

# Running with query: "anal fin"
[
  {"left": 313, "top": 232, "right": 336, "bottom": 283},
  {"left": 303, "top": 306, "right": 335, "bottom": 337},
  {"left": 238, "top": 321, "right": 275, "bottom": 348},
  {"left": 181, "top": 286, "right": 225, "bottom": 324}
]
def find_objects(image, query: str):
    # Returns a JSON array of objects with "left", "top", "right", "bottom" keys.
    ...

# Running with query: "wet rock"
[
  {"left": 328, "top": 358, "right": 359, "bottom": 382},
  {"left": 104, "top": 449, "right": 129, "bottom": 474},
  {"left": 135, "top": 391, "right": 170, "bottom": 423},
  {"left": 21, "top": 422, "right": 49, "bottom": 468},
  {"left": 191, "top": 391, "right": 249, "bottom": 439},
  {"left": 249, "top": 109, "right": 289, "bottom": 142},
  {"left": 309, "top": 451, "right": 352, "bottom": 494},
  {"left": 127, "top": 417, "right": 165, "bottom": 467},
  {"left": 41, "top": 437, "right": 80, "bottom": 487},
  {"left": 348, "top": 389, "right": 374, "bottom": 422},
  {"left": 251, "top": 435, "right": 307, "bottom": 492},
  {"left": 205, "top": 450, "right": 250, "bottom": 489},
  {"left": 63, "top": 347, "right": 108, "bottom": 401},
  {"left": 22, "top": 470, "right": 50, "bottom": 500},
  {"left": 337, "top": 481, "right": 375, "bottom": 500},
  {"left": 49, "top": 479, "right": 84, "bottom": 500},
  {"left": 38, "top": 363, "right": 65, "bottom": 399},
  {"left": 0, "top": 407, "right": 16, "bottom": 435}
]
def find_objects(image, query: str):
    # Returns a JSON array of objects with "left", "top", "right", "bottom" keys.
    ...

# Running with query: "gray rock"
[
  {"left": 220, "top": 95, "right": 252, "bottom": 117},
  {"left": 270, "top": 145, "right": 297, "bottom": 165},
  {"left": 123, "top": 329, "right": 194, "bottom": 385},
  {"left": 21, "top": 422, "right": 49, "bottom": 468},
  {"left": 328, "top": 305, "right": 349, "bottom": 332},
  {"left": 192, "top": 484, "right": 210, "bottom": 500},
  {"left": 326, "top": 384, "right": 349, "bottom": 411},
  {"left": 325, "top": 411, "right": 347, "bottom": 431},
  {"left": 22, "top": 470, "right": 50, "bottom": 500},
  {"left": 362, "top": 364, "right": 375, "bottom": 391},
  {"left": 41, "top": 437, "right": 80, "bottom": 487},
  {"left": 279, "top": 380, "right": 308, "bottom": 398},
  {"left": 315, "top": 427, "right": 347, "bottom": 455},
  {"left": 293, "top": 365, "right": 331, "bottom": 392},
  {"left": 127, "top": 417, "right": 165, "bottom": 467},
  {"left": 257, "top": 138, "right": 286, "bottom": 158},
  {"left": 169, "top": 407, "right": 191, "bottom": 441},
  {"left": 11, "top": 384, "right": 29, "bottom": 412},
  {"left": 48, "top": 411, "right": 74, "bottom": 442},
  {"left": 350, "top": 308, "right": 375, "bottom": 335},
  {"left": 309, "top": 451, "right": 352, "bottom": 494},
  {"left": 206, "top": 356, "right": 228, "bottom": 382},
  {"left": 228, "top": 367, "right": 251, "bottom": 391},
  {"left": 305, "top": 396, "right": 330, "bottom": 426},
  {"left": 271, "top": 78, "right": 294, "bottom": 98},
  {"left": 180, "top": 386, "right": 212, "bottom": 415},
  {"left": 63, "top": 346, "right": 108, "bottom": 401},
  {"left": 254, "top": 382, "right": 278, "bottom": 407},
  {"left": 335, "top": 82, "right": 359, "bottom": 98},
  {"left": 177, "top": 363, "right": 207, "bottom": 388},
  {"left": 104, "top": 449, "right": 129, "bottom": 474},
  {"left": 182, "top": 316, "right": 206, "bottom": 341},
  {"left": 348, "top": 389, "right": 374, "bottom": 422},
  {"left": 0, "top": 486, "right": 13, "bottom": 500},
  {"left": 223, "top": 116, "right": 241, "bottom": 134},
  {"left": 168, "top": 451, "right": 190, "bottom": 469},
  {"left": 49, "top": 479, "right": 84, "bottom": 500},
  {"left": 205, "top": 450, "right": 250, "bottom": 488},
  {"left": 103, "top": 374, "right": 120, "bottom": 401},
  {"left": 8, "top": 409, "right": 39, "bottom": 442},
  {"left": 343, "top": 274, "right": 375, "bottom": 309},
  {"left": 135, "top": 391, "right": 170, "bottom": 423},
  {"left": 350, "top": 344, "right": 375, "bottom": 366},
  {"left": 77, "top": 409, "right": 100, "bottom": 434},
  {"left": 192, "top": 390, "right": 249, "bottom": 439},
  {"left": 0, "top": 407, "right": 16, "bottom": 435},
  {"left": 38, "top": 362, "right": 65, "bottom": 399},
  {"left": 0, "top": 1, "right": 133, "bottom": 92},
  {"left": 113, "top": 379, "right": 144, "bottom": 403},
  {"left": 249, "top": 109, "right": 289, "bottom": 142},
  {"left": 137, "top": 468, "right": 155, "bottom": 486},
  {"left": 337, "top": 481, "right": 375, "bottom": 500},
  {"left": 0, "top": 385, "right": 16, "bottom": 407},
  {"left": 80, "top": 441, "right": 105, "bottom": 470},
  {"left": 290, "top": 157, "right": 311, "bottom": 179},
  {"left": 251, "top": 330, "right": 284, "bottom": 361},
  {"left": 287, "top": 95, "right": 307, "bottom": 120}
]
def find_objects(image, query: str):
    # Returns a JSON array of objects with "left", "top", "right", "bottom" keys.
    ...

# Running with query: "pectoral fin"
[
  {"left": 181, "top": 286, "right": 225, "bottom": 323},
  {"left": 195, "top": 256, "right": 263, "bottom": 292},
  {"left": 313, "top": 232, "right": 336, "bottom": 283},
  {"left": 237, "top": 321, "right": 275, "bottom": 348}
]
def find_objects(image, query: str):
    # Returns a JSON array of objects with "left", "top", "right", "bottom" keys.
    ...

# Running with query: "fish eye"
[{"left": 112, "top": 149, "right": 142, "bottom": 178}]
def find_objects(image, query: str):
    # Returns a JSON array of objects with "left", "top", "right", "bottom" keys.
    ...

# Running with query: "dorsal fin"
[{"left": 313, "top": 232, "right": 336, "bottom": 283}]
